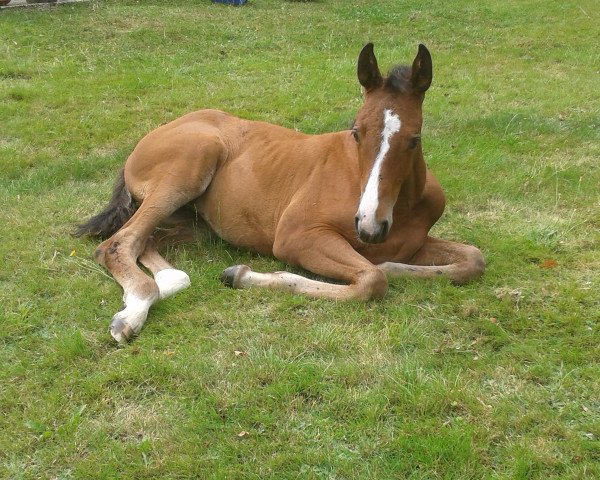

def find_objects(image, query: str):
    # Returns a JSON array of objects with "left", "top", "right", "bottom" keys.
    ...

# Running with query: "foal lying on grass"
[{"left": 76, "top": 43, "right": 484, "bottom": 342}]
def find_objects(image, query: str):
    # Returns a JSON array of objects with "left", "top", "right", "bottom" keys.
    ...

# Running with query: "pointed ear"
[
  {"left": 357, "top": 43, "right": 383, "bottom": 92},
  {"left": 411, "top": 44, "right": 433, "bottom": 93}
]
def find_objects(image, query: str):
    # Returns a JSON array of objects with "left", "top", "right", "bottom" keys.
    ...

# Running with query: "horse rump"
[{"left": 73, "top": 169, "right": 137, "bottom": 239}]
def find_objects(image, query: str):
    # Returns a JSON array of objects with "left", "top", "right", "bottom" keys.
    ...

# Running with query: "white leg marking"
[
  {"left": 357, "top": 109, "right": 401, "bottom": 234},
  {"left": 154, "top": 268, "right": 191, "bottom": 299},
  {"left": 110, "top": 293, "right": 156, "bottom": 342},
  {"left": 232, "top": 267, "right": 356, "bottom": 300}
]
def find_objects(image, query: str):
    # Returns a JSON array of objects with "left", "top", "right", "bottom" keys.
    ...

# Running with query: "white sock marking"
[
  {"left": 357, "top": 109, "right": 401, "bottom": 233},
  {"left": 155, "top": 268, "right": 191, "bottom": 299},
  {"left": 112, "top": 293, "right": 155, "bottom": 337}
]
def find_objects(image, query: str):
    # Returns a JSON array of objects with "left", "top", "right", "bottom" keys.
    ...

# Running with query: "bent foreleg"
[{"left": 379, "top": 236, "right": 485, "bottom": 285}]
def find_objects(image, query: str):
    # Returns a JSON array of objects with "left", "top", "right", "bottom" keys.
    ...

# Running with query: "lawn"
[{"left": 1, "top": 0, "right": 598, "bottom": 478}]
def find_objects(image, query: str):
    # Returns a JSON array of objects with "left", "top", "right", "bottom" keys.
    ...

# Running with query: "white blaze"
[{"left": 357, "top": 109, "right": 401, "bottom": 234}]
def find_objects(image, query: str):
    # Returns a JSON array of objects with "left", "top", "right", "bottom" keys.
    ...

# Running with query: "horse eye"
[
  {"left": 409, "top": 136, "right": 421, "bottom": 149},
  {"left": 351, "top": 128, "right": 360, "bottom": 143}
]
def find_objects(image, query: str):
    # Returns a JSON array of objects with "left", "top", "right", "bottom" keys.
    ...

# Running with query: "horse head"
[{"left": 353, "top": 43, "right": 432, "bottom": 244}]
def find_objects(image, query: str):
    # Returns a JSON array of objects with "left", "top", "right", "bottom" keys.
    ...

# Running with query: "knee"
[
  {"left": 357, "top": 268, "right": 388, "bottom": 300},
  {"left": 467, "top": 245, "right": 486, "bottom": 277},
  {"left": 452, "top": 245, "right": 485, "bottom": 285}
]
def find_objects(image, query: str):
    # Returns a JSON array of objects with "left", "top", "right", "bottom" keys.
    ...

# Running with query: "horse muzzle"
[{"left": 355, "top": 215, "right": 390, "bottom": 244}]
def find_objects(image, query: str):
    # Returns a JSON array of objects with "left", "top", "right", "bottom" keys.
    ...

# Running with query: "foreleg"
[
  {"left": 378, "top": 236, "right": 485, "bottom": 285},
  {"left": 221, "top": 231, "right": 387, "bottom": 301}
]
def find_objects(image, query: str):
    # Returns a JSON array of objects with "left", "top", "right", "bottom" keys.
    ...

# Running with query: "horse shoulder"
[{"left": 419, "top": 169, "right": 446, "bottom": 224}]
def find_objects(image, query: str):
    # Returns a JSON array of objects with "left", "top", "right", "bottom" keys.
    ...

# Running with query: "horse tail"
[{"left": 74, "top": 169, "right": 137, "bottom": 239}]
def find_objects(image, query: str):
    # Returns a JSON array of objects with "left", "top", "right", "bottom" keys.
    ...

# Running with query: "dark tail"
[{"left": 73, "top": 169, "right": 137, "bottom": 239}]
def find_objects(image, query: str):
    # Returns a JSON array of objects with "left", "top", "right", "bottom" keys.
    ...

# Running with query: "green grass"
[{"left": 1, "top": 0, "right": 599, "bottom": 478}]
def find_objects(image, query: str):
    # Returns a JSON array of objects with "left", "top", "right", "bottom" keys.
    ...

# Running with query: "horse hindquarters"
[{"left": 92, "top": 132, "right": 225, "bottom": 341}]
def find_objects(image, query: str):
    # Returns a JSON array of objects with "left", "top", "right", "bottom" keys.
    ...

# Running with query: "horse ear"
[
  {"left": 411, "top": 44, "right": 433, "bottom": 93},
  {"left": 357, "top": 43, "right": 383, "bottom": 92}
]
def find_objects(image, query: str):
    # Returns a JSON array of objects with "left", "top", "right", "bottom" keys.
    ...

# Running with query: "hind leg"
[
  {"left": 96, "top": 164, "right": 218, "bottom": 341},
  {"left": 96, "top": 196, "right": 203, "bottom": 342},
  {"left": 94, "top": 197, "right": 180, "bottom": 342},
  {"left": 138, "top": 237, "right": 191, "bottom": 300}
]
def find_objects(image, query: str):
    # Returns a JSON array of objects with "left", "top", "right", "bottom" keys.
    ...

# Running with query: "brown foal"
[{"left": 76, "top": 43, "right": 484, "bottom": 342}]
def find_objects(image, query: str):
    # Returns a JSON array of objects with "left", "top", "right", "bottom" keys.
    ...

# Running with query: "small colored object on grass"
[
  {"left": 212, "top": 0, "right": 247, "bottom": 6},
  {"left": 539, "top": 258, "right": 559, "bottom": 269}
]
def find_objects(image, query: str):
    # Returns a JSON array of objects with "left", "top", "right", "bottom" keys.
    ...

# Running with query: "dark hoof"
[
  {"left": 110, "top": 316, "right": 134, "bottom": 343},
  {"left": 220, "top": 265, "right": 250, "bottom": 289}
]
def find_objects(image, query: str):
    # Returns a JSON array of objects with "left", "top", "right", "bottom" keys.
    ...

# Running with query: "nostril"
[{"left": 354, "top": 215, "right": 360, "bottom": 231}]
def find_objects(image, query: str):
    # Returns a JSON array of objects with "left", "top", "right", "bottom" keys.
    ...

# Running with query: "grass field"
[{"left": 1, "top": 0, "right": 599, "bottom": 478}]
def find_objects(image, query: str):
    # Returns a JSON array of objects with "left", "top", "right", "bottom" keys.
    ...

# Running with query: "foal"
[{"left": 76, "top": 43, "right": 484, "bottom": 342}]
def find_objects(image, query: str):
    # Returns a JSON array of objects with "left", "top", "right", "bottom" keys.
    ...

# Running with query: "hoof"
[
  {"left": 108, "top": 293, "right": 153, "bottom": 343},
  {"left": 110, "top": 316, "right": 134, "bottom": 343},
  {"left": 220, "top": 264, "right": 250, "bottom": 289}
]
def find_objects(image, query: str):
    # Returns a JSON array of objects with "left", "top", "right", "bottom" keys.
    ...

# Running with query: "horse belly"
[{"left": 194, "top": 166, "right": 280, "bottom": 255}]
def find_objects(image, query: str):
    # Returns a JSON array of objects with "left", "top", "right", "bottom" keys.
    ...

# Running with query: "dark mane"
[{"left": 385, "top": 65, "right": 412, "bottom": 94}]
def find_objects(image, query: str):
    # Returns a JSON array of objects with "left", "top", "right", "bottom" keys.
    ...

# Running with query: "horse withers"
[{"left": 76, "top": 43, "right": 485, "bottom": 342}]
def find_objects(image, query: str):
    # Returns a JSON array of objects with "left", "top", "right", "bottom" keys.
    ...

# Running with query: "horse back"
[{"left": 190, "top": 113, "right": 360, "bottom": 253}]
